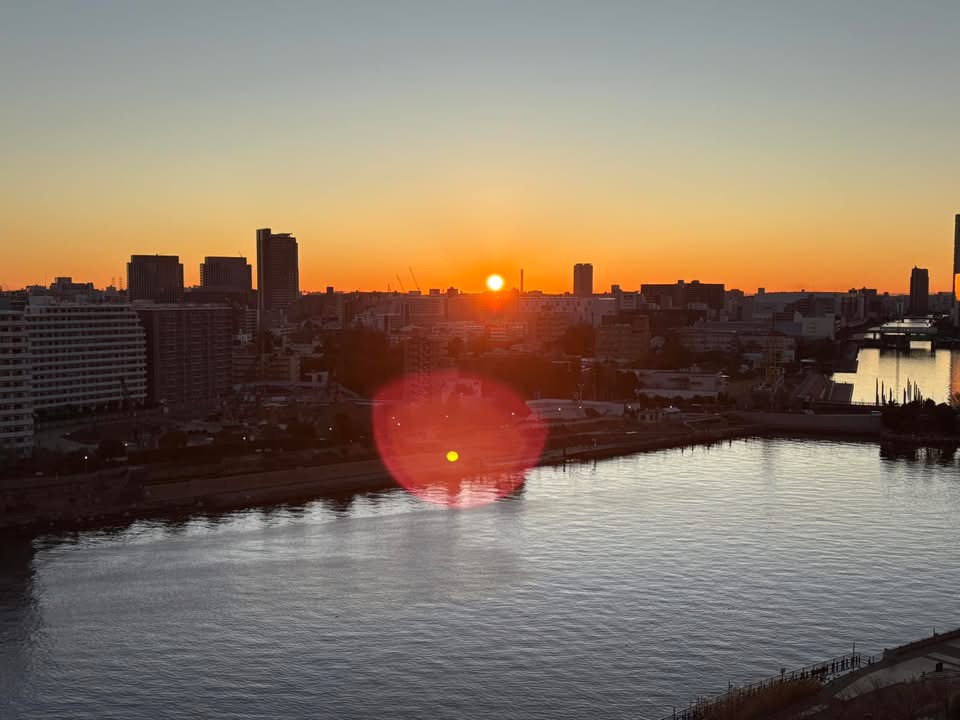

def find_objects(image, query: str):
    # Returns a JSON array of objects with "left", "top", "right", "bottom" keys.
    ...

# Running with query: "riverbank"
[{"left": 1, "top": 418, "right": 953, "bottom": 536}]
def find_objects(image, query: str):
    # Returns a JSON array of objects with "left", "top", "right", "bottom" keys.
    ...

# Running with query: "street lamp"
[{"left": 83, "top": 455, "right": 89, "bottom": 473}]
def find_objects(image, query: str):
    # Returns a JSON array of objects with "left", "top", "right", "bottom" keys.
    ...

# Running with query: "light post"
[{"left": 83, "top": 455, "right": 89, "bottom": 473}]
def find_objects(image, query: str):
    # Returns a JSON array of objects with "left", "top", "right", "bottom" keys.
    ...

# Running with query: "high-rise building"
[
  {"left": 573, "top": 263, "right": 594, "bottom": 297},
  {"left": 953, "top": 215, "right": 960, "bottom": 323},
  {"left": 909, "top": 266, "right": 929, "bottom": 315},
  {"left": 23, "top": 297, "right": 147, "bottom": 418},
  {"left": 200, "top": 256, "right": 252, "bottom": 294},
  {"left": 0, "top": 310, "right": 33, "bottom": 457},
  {"left": 127, "top": 255, "right": 184, "bottom": 303},
  {"left": 256, "top": 228, "right": 299, "bottom": 328},
  {"left": 136, "top": 304, "right": 233, "bottom": 407}
]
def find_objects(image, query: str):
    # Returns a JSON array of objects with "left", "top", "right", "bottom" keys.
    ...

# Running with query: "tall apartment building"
[
  {"left": 200, "top": 256, "right": 253, "bottom": 293},
  {"left": 573, "top": 263, "right": 594, "bottom": 297},
  {"left": 24, "top": 297, "right": 147, "bottom": 418},
  {"left": 127, "top": 255, "right": 184, "bottom": 303},
  {"left": 909, "top": 267, "right": 929, "bottom": 315},
  {"left": 136, "top": 304, "right": 233, "bottom": 407},
  {"left": 256, "top": 228, "right": 299, "bottom": 328},
  {"left": 0, "top": 310, "right": 33, "bottom": 457}
]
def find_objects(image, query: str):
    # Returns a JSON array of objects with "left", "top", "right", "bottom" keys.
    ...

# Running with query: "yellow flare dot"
[{"left": 446, "top": 450, "right": 459, "bottom": 462}]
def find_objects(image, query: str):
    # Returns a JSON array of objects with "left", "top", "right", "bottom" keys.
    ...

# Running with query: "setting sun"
[{"left": 486, "top": 274, "right": 504, "bottom": 292}]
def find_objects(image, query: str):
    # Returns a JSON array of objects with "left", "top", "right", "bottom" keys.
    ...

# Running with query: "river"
[
  {"left": 833, "top": 347, "right": 960, "bottom": 405},
  {"left": 2, "top": 438, "right": 959, "bottom": 719}
]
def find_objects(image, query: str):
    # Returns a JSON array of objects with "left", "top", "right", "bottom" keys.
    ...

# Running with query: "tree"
[
  {"left": 158, "top": 430, "right": 188, "bottom": 449},
  {"left": 97, "top": 438, "right": 126, "bottom": 460},
  {"left": 331, "top": 412, "right": 354, "bottom": 445}
]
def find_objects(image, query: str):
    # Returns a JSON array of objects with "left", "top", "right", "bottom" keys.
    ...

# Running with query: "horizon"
[{"left": 3, "top": 2, "right": 960, "bottom": 295}]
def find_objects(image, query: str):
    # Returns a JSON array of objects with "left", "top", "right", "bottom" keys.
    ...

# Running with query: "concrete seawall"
[{"left": 728, "top": 411, "right": 883, "bottom": 436}]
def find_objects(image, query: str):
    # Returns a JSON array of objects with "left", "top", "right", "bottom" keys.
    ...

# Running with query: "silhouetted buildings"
[
  {"left": 641, "top": 280, "right": 725, "bottom": 310},
  {"left": 256, "top": 228, "right": 299, "bottom": 328},
  {"left": 0, "top": 310, "right": 32, "bottom": 457},
  {"left": 127, "top": 255, "right": 184, "bottom": 303},
  {"left": 909, "top": 266, "right": 929, "bottom": 315},
  {"left": 136, "top": 304, "right": 233, "bottom": 407},
  {"left": 953, "top": 214, "right": 960, "bottom": 324},
  {"left": 573, "top": 263, "right": 594, "bottom": 297},
  {"left": 200, "top": 256, "right": 252, "bottom": 294}
]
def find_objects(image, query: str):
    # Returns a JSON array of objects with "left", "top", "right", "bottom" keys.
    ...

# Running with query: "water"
[
  {"left": 3, "top": 438, "right": 960, "bottom": 720},
  {"left": 833, "top": 347, "right": 960, "bottom": 405}
]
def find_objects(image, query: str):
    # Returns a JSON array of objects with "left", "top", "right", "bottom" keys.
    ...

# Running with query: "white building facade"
[
  {"left": 0, "top": 310, "right": 33, "bottom": 457},
  {"left": 25, "top": 298, "right": 147, "bottom": 417}
]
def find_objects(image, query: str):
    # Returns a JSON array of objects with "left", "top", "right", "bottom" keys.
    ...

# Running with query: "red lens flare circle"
[{"left": 373, "top": 371, "right": 547, "bottom": 508}]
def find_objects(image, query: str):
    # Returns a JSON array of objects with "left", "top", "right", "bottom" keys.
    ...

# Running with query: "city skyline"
[{"left": 3, "top": 2, "right": 960, "bottom": 294}]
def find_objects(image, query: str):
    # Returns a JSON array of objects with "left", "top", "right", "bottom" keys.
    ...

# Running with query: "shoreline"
[{"left": 2, "top": 424, "right": 955, "bottom": 537}]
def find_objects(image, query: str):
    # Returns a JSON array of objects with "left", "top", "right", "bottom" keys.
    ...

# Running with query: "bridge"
[{"left": 857, "top": 318, "right": 940, "bottom": 350}]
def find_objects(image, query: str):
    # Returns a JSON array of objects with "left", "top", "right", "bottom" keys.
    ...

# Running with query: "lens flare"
[
  {"left": 373, "top": 370, "right": 547, "bottom": 508},
  {"left": 486, "top": 274, "right": 504, "bottom": 291}
]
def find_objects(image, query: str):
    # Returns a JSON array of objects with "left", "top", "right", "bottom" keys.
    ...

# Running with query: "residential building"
[
  {"left": 596, "top": 316, "right": 650, "bottom": 361},
  {"left": 136, "top": 304, "right": 233, "bottom": 406},
  {"left": 0, "top": 310, "right": 32, "bottom": 457},
  {"left": 127, "top": 255, "right": 184, "bottom": 303},
  {"left": 641, "top": 280, "right": 725, "bottom": 310},
  {"left": 256, "top": 228, "right": 299, "bottom": 328},
  {"left": 200, "top": 256, "right": 253, "bottom": 294},
  {"left": 24, "top": 297, "right": 147, "bottom": 418},
  {"left": 573, "top": 263, "right": 594, "bottom": 297},
  {"left": 909, "top": 266, "right": 929, "bottom": 315}
]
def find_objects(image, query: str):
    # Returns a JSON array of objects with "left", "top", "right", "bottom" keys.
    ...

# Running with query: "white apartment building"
[
  {"left": 24, "top": 297, "right": 147, "bottom": 416},
  {"left": 0, "top": 310, "right": 33, "bottom": 457}
]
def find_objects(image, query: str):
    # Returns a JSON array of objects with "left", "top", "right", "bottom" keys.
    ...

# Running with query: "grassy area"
[{"left": 700, "top": 679, "right": 821, "bottom": 720}]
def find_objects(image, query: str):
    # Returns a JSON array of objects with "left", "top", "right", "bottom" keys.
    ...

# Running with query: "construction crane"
[
  {"left": 395, "top": 274, "right": 407, "bottom": 293},
  {"left": 408, "top": 267, "right": 421, "bottom": 293}
]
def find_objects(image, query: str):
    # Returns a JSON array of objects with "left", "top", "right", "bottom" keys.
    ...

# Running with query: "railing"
[{"left": 651, "top": 651, "right": 881, "bottom": 720}]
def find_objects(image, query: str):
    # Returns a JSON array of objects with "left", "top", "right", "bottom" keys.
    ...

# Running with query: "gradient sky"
[{"left": 2, "top": 1, "right": 959, "bottom": 294}]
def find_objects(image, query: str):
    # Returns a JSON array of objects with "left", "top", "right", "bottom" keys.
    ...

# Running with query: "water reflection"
[{"left": 834, "top": 348, "right": 960, "bottom": 405}]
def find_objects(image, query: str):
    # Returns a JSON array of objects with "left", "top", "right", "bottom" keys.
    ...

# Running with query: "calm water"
[
  {"left": 3, "top": 438, "right": 960, "bottom": 720},
  {"left": 833, "top": 347, "right": 960, "bottom": 405}
]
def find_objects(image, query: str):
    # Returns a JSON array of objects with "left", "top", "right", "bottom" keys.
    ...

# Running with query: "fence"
[{"left": 652, "top": 650, "right": 881, "bottom": 720}]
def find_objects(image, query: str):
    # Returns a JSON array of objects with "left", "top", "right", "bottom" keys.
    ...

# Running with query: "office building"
[
  {"left": 573, "top": 263, "right": 594, "bottom": 297},
  {"left": 127, "top": 255, "right": 184, "bottom": 303},
  {"left": 136, "top": 304, "right": 233, "bottom": 406},
  {"left": 24, "top": 297, "right": 147, "bottom": 418},
  {"left": 0, "top": 310, "right": 33, "bottom": 457},
  {"left": 596, "top": 315, "right": 651, "bottom": 361},
  {"left": 256, "top": 228, "right": 299, "bottom": 327},
  {"left": 200, "top": 256, "right": 252, "bottom": 294},
  {"left": 909, "top": 266, "right": 929, "bottom": 315}
]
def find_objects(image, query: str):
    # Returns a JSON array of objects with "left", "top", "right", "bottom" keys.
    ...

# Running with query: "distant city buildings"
[
  {"left": 641, "top": 280, "right": 725, "bottom": 311},
  {"left": 909, "top": 266, "right": 929, "bottom": 315},
  {"left": 953, "top": 214, "right": 960, "bottom": 324},
  {"left": 127, "top": 255, "right": 184, "bottom": 303},
  {"left": 256, "top": 228, "right": 299, "bottom": 329},
  {"left": 573, "top": 263, "right": 594, "bottom": 297},
  {"left": 136, "top": 304, "right": 233, "bottom": 407}
]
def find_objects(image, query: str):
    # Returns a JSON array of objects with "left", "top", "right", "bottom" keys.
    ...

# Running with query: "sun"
[{"left": 486, "top": 274, "right": 505, "bottom": 292}]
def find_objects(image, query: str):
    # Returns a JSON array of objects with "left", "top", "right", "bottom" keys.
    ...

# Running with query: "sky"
[{"left": 2, "top": 1, "right": 959, "bottom": 295}]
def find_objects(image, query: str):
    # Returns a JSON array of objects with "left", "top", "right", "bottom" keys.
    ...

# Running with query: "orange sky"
[{"left": 2, "top": 3, "right": 959, "bottom": 296}]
